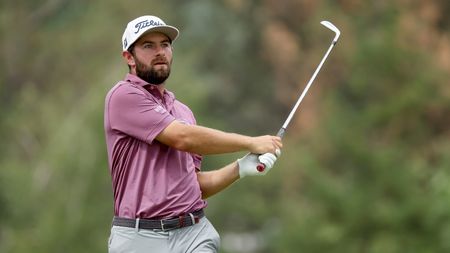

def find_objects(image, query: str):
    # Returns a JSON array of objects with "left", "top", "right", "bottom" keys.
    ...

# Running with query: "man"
[{"left": 104, "top": 15, "right": 282, "bottom": 253}]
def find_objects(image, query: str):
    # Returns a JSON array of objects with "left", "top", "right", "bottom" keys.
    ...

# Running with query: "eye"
[
  {"left": 143, "top": 43, "right": 154, "bottom": 49},
  {"left": 161, "top": 42, "right": 171, "bottom": 48}
]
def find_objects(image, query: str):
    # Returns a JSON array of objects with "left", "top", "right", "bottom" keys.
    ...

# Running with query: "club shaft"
[
  {"left": 257, "top": 21, "right": 340, "bottom": 172},
  {"left": 278, "top": 41, "right": 337, "bottom": 136}
]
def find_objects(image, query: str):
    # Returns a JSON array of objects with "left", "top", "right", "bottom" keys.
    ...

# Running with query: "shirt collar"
[
  {"left": 124, "top": 73, "right": 150, "bottom": 87},
  {"left": 124, "top": 73, "right": 176, "bottom": 110}
]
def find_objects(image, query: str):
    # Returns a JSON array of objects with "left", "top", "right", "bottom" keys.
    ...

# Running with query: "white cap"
[{"left": 122, "top": 15, "right": 179, "bottom": 51}]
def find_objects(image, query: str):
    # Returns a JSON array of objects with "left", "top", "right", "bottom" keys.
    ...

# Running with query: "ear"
[{"left": 122, "top": 51, "right": 135, "bottom": 67}]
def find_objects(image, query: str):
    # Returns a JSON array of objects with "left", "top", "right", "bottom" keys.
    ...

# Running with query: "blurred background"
[{"left": 1, "top": 0, "right": 449, "bottom": 252}]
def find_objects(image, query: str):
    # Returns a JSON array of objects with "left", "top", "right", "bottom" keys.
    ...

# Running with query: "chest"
[{"left": 142, "top": 88, "right": 194, "bottom": 125}]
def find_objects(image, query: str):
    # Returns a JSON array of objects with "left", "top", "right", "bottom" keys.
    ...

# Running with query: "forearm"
[
  {"left": 158, "top": 122, "right": 253, "bottom": 155},
  {"left": 157, "top": 120, "right": 282, "bottom": 155},
  {"left": 196, "top": 162, "right": 240, "bottom": 199},
  {"left": 183, "top": 125, "right": 253, "bottom": 154}
]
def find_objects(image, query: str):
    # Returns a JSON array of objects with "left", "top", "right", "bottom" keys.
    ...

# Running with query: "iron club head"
[{"left": 320, "top": 21, "right": 340, "bottom": 44}]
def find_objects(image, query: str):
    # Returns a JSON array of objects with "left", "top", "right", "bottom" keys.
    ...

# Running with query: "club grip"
[
  {"left": 277, "top": 128, "right": 286, "bottom": 138},
  {"left": 256, "top": 163, "right": 266, "bottom": 172},
  {"left": 257, "top": 128, "right": 284, "bottom": 172}
]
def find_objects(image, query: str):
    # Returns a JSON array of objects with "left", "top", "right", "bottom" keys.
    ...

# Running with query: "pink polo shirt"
[{"left": 104, "top": 73, "right": 206, "bottom": 219}]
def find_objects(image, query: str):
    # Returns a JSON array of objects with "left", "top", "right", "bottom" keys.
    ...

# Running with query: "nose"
[{"left": 155, "top": 45, "right": 165, "bottom": 56}]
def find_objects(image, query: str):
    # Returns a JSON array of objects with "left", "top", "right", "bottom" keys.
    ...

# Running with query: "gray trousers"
[{"left": 108, "top": 217, "right": 220, "bottom": 253}]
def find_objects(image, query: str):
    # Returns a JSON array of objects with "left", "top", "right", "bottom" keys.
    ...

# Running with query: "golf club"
[{"left": 257, "top": 20, "right": 341, "bottom": 172}]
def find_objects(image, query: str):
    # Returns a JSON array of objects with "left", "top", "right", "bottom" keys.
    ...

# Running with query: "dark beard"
[{"left": 135, "top": 58, "right": 171, "bottom": 85}]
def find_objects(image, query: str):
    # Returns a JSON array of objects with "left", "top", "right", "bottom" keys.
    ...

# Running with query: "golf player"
[{"left": 104, "top": 15, "right": 282, "bottom": 253}]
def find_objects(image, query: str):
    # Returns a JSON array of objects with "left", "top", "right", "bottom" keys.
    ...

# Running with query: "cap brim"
[{"left": 140, "top": 25, "right": 179, "bottom": 42}]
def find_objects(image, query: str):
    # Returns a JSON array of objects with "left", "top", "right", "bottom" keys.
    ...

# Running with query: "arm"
[
  {"left": 196, "top": 162, "right": 240, "bottom": 199},
  {"left": 156, "top": 120, "right": 282, "bottom": 155},
  {"left": 196, "top": 152, "right": 279, "bottom": 198},
  {"left": 109, "top": 85, "right": 281, "bottom": 155}
]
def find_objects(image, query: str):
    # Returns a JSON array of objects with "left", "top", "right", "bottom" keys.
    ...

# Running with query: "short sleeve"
[{"left": 107, "top": 84, "right": 175, "bottom": 143}]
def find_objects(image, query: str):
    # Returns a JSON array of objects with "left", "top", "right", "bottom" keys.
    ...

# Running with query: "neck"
[{"left": 155, "top": 83, "right": 166, "bottom": 96}]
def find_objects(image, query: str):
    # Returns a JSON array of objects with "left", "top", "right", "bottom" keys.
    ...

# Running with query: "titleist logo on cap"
[
  {"left": 134, "top": 20, "right": 163, "bottom": 34},
  {"left": 122, "top": 15, "right": 179, "bottom": 51}
]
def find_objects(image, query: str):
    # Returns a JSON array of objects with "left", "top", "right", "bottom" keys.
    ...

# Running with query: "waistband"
[{"left": 112, "top": 209, "right": 204, "bottom": 231}]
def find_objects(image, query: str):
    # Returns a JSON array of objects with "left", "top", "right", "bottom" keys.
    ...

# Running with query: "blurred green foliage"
[{"left": 1, "top": 0, "right": 449, "bottom": 252}]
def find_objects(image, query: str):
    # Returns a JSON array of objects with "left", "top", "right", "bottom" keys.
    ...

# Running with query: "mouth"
[{"left": 153, "top": 59, "right": 168, "bottom": 66}]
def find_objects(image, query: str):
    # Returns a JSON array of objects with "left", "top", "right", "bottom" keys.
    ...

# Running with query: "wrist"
[
  {"left": 241, "top": 136, "right": 254, "bottom": 152},
  {"left": 232, "top": 161, "right": 241, "bottom": 180},
  {"left": 236, "top": 155, "right": 248, "bottom": 178}
]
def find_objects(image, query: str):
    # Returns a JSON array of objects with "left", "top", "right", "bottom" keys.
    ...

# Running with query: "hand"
[
  {"left": 237, "top": 153, "right": 278, "bottom": 178},
  {"left": 248, "top": 135, "right": 282, "bottom": 155},
  {"left": 256, "top": 148, "right": 281, "bottom": 171}
]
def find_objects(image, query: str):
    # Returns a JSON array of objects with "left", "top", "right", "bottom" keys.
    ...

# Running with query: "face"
[{"left": 125, "top": 32, "right": 173, "bottom": 85}]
